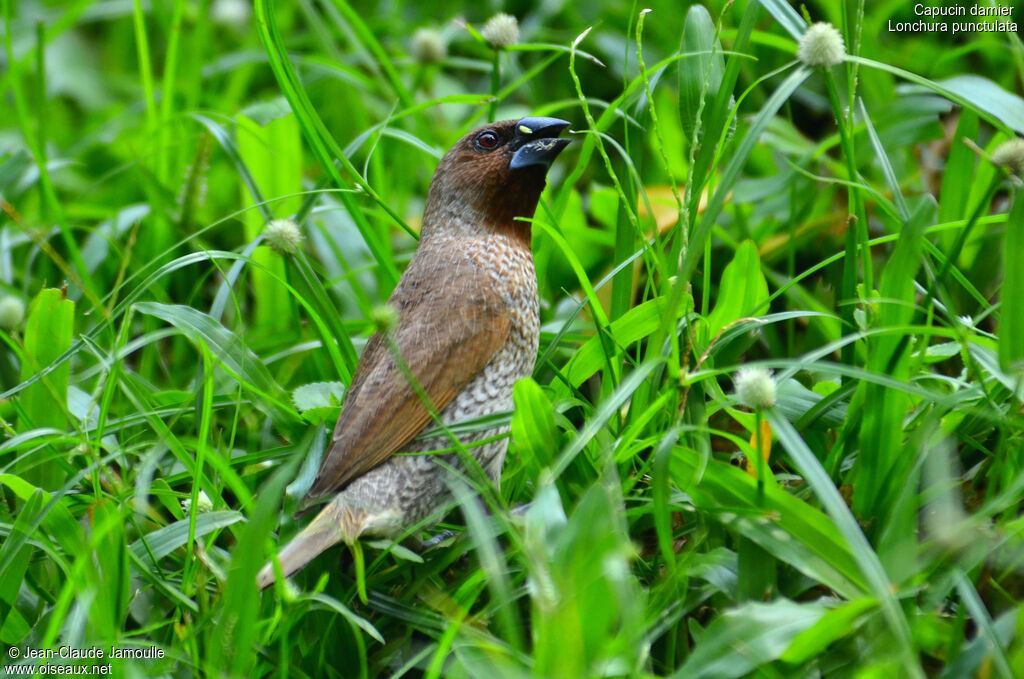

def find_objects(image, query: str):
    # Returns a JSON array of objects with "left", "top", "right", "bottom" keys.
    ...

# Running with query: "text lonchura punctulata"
[{"left": 258, "top": 116, "right": 571, "bottom": 589}]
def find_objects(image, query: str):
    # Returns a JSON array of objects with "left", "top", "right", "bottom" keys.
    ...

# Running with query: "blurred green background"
[{"left": 2, "top": 0, "right": 1023, "bottom": 677}]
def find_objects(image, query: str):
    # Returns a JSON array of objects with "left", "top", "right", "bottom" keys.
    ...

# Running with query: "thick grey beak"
[{"left": 509, "top": 117, "right": 572, "bottom": 170}]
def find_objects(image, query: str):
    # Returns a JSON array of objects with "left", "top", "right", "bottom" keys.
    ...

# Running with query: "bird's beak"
[{"left": 509, "top": 117, "right": 572, "bottom": 170}]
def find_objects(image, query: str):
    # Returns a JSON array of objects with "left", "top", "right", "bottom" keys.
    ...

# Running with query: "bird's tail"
[{"left": 257, "top": 499, "right": 367, "bottom": 590}]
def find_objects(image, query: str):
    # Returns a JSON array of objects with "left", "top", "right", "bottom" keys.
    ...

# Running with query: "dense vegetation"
[{"left": 2, "top": 0, "right": 1023, "bottom": 676}]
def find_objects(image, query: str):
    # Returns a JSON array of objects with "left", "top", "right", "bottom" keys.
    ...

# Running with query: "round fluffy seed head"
[
  {"left": 371, "top": 303, "right": 399, "bottom": 334},
  {"left": 733, "top": 367, "right": 777, "bottom": 410},
  {"left": 0, "top": 295, "right": 25, "bottom": 330},
  {"left": 210, "top": 0, "right": 251, "bottom": 28},
  {"left": 264, "top": 218, "right": 303, "bottom": 256},
  {"left": 482, "top": 13, "right": 519, "bottom": 48},
  {"left": 991, "top": 138, "right": 1024, "bottom": 176},
  {"left": 798, "top": 22, "right": 845, "bottom": 67},
  {"left": 182, "top": 491, "right": 213, "bottom": 515},
  {"left": 411, "top": 28, "right": 447, "bottom": 63}
]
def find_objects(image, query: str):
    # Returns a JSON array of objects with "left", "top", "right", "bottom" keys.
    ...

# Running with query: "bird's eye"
[{"left": 475, "top": 130, "right": 500, "bottom": 150}]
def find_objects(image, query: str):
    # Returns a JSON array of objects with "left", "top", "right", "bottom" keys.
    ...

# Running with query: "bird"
[{"left": 258, "top": 116, "right": 571, "bottom": 590}]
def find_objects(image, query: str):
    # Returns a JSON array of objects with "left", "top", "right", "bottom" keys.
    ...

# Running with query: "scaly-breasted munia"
[{"left": 258, "top": 116, "right": 571, "bottom": 589}]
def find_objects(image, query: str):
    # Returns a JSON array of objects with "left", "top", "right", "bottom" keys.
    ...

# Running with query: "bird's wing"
[{"left": 302, "top": 250, "right": 511, "bottom": 502}]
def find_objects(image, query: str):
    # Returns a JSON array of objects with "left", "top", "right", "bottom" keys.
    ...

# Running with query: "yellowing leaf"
[
  {"left": 745, "top": 418, "right": 773, "bottom": 478},
  {"left": 638, "top": 185, "right": 712, "bottom": 234}
]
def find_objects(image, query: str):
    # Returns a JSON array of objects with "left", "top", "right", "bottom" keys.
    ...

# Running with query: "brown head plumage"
[{"left": 422, "top": 117, "right": 571, "bottom": 245}]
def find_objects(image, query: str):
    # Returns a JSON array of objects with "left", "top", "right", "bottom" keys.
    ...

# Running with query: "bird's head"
[{"left": 422, "top": 116, "right": 571, "bottom": 243}]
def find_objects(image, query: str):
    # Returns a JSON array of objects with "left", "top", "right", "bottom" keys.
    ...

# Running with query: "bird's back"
[{"left": 329, "top": 231, "right": 538, "bottom": 533}]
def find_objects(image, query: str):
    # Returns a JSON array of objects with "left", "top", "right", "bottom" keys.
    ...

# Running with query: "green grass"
[{"left": 2, "top": 0, "right": 1024, "bottom": 677}]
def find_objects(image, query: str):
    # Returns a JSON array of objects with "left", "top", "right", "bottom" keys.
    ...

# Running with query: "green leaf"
[
  {"left": 854, "top": 198, "right": 930, "bottom": 524},
  {"left": 998, "top": 188, "right": 1024, "bottom": 373},
  {"left": 851, "top": 57, "right": 1023, "bottom": 136},
  {"left": 684, "top": 66, "right": 812, "bottom": 282},
  {"left": 237, "top": 109, "right": 303, "bottom": 230},
  {"left": 705, "top": 240, "right": 770, "bottom": 341},
  {"left": 449, "top": 477, "right": 523, "bottom": 654},
  {"left": 87, "top": 498, "right": 130, "bottom": 639},
  {"left": 17, "top": 288, "right": 75, "bottom": 488},
  {"left": 511, "top": 378, "right": 559, "bottom": 482},
  {"left": 679, "top": 5, "right": 724, "bottom": 141},
  {"left": 552, "top": 296, "right": 668, "bottom": 398},
  {"left": 758, "top": 0, "right": 808, "bottom": 41},
  {"left": 776, "top": 378, "right": 847, "bottom": 429},
  {"left": 781, "top": 597, "right": 877, "bottom": 663},
  {"left": 364, "top": 539, "right": 423, "bottom": 564},
  {"left": 0, "top": 489, "right": 42, "bottom": 645},
  {"left": 209, "top": 453, "right": 301, "bottom": 675},
  {"left": 130, "top": 511, "right": 245, "bottom": 565},
  {"left": 292, "top": 381, "right": 346, "bottom": 424},
  {"left": 239, "top": 96, "right": 293, "bottom": 127},
  {"left": 252, "top": 0, "right": 401, "bottom": 287},
  {"left": 0, "top": 149, "right": 30, "bottom": 189},
  {"left": 670, "top": 452, "right": 866, "bottom": 599},
  {"left": 237, "top": 109, "right": 302, "bottom": 333},
  {"left": 133, "top": 302, "right": 299, "bottom": 424},
  {"left": 302, "top": 592, "right": 384, "bottom": 643},
  {"left": 0, "top": 474, "right": 85, "bottom": 554},
  {"left": 858, "top": 98, "right": 909, "bottom": 221},
  {"left": 940, "top": 607, "right": 1018, "bottom": 679},
  {"left": 676, "top": 599, "right": 827, "bottom": 678},
  {"left": 767, "top": 409, "right": 923, "bottom": 678},
  {"left": 292, "top": 382, "right": 347, "bottom": 411},
  {"left": 531, "top": 480, "right": 645, "bottom": 677},
  {"left": 935, "top": 75, "right": 1024, "bottom": 135},
  {"left": 551, "top": 361, "right": 660, "bottom": 477},
  {"left": 938, "top": 111, "right": 978, "bottom": 228}
]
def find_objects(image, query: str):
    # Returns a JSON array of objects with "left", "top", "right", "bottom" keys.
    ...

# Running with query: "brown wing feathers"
[{"left": 301, "top": 247, "right": 510, "bottom": 504}]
